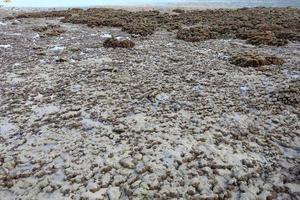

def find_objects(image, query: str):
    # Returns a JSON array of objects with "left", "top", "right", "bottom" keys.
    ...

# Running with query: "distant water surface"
[{"left": 1, "top": 0, "right": 300, "bottom": 8}]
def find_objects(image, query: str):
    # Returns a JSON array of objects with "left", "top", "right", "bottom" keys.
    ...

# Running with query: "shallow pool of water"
[{"left": 1, "top": 0, "right": 300, "bottom": 8}]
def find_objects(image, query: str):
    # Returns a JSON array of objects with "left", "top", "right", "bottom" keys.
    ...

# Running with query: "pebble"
[
  {"left": 119, "top": 157, "right": 136, "bottom": 169},
  {"left": 107, "top": 187, "right": 121, "bottom": 200}
]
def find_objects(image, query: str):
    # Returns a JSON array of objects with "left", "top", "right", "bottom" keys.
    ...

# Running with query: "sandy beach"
[{"left": 0, "top": 7, "right": 299, "bottom": 200}]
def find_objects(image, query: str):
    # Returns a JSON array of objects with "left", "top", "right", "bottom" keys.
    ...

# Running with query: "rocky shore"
[{"left": 0, "top": 7, "right": 299, "bottom": 200}]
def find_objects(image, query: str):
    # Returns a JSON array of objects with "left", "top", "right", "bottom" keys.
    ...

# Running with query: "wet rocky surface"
[{"left": 0, "top": 8, "right": 300, "bottom": 200}]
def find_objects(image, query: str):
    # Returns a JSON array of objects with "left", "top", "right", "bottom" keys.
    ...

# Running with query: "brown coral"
[
  {"left": 14, "top": 7, "right": 300, "bottom": 46},
  {"left": 176, "top": 27, "right": 216, "bottom": 42},
  {"left": 32, "top": 24, "right": 65, "bottom": 37},
  {"left": 122, "top": 23, "right": 156, "bottom": 36},
  {"left": 245, "top": 31, "right": 288, "bottom": 46},
  {"left": 230, "top": 53, "right": 284, "bottom": 68},
  {"left": 103, "top": 38, "right": 135, "bottom": 49},
  {"left": 277, "top": 81, "right": 300, "bottom": 107}
]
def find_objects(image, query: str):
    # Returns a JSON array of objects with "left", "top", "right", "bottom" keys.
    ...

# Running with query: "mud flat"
[{"left": 0, "top": 7, "right": 299, "bottom": 200}]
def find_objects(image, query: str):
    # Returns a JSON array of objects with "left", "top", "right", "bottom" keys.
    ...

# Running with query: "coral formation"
[
  {"left": 230, "top": 53, "right": 284, "bottom": 67},
  {"left": 12, "top": 7, "right": 300, "bottom": 45}
]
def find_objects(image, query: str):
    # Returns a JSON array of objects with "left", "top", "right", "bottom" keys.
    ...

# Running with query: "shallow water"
[{"left": 1, "top": 0, "right": 300, "bottom": 8}]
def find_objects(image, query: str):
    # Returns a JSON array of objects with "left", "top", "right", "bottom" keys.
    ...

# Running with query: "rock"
[
  {"left": 87, "top": 182, "right": 100, "bottom": 193},
  {"left": 177, "top": 27, "right": 215, "bottom": 42},
  {"left": 107, "top": 187, "right": 121, "bottom": 200},
  {"left": 103, "top": 38, "right": 135, "bottom": 49},
  {"left": 49, "top": 46, "right": 65, "bottom": 54},
  {"left": 32, "top": 24, "right": 65, "bottom": 37},
  {"left": 55, "top": 57, "right": 67, "bottom": 62},
  {"left": 122, "top": 23, "right": 156, "bottom": 36},
  {"left": 135, "top": 163, "right": 151, "bottom": 174},
  {"left": 12, "top": 20, "right": 21, "bottom": 25},
  {"left": 100, "top": 32, "right": 113, "bottom": 39},
  {"left": 172, "top": 9, "right": 185, "bottom": 14},
  {"left": 113, "top": 175, "right": 126, "bottom": 186},
  {"left": 230, "top": 52, "right": 284, "bottom": 68},
  {"left": 277, "top": 81, "right": 300, "bottom": 106},
  {"left": 101, "top": 174, "right": 111, "bottom": 187},
  {"left": 246, "top": 31, "right": 288, "bottom": 46},
  {"left": 119, "top": 157, "right": 136, "bottom": 169}
]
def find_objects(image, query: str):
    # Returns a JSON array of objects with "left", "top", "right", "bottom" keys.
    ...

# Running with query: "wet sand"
[{"left": 0, "top": 7, "right": 299, "bottom": 200}]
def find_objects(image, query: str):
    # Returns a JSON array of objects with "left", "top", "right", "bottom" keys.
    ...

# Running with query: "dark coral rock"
[
  {"left": 246, "top": 31, "right": 288, "bottom": 46},
  {"left": 103, "top": 38, "right": 135, "bottom": 49},
  {"left": 32, "top": 24, "right": 65, "bottom": 37},
  {"left": 277, "top": 81, "right": 300, "bottom": 106},
  {"left": 122, "top": 23, "right": 156, "bottom": 36},
  {"left": 176, "top": 27, "right": 216, "bottom": 42},
  {"left": 15, "top": 7, "right": 300, "bottom": 46},
  {"left": 172, "top": 9, "right": 186, "bottom": 14},
  {"left": 230, "top": 53, "right": 284, "bottom": 68}
]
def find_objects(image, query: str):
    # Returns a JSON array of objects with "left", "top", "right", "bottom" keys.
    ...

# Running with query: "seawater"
[{"left": 1, "top": 0, "right": 300, "bottom": 8}]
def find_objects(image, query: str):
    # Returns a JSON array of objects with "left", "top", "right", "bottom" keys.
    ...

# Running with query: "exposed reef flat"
[{"left": 0, "top": 7, "right": 299, "bottom": 200}]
